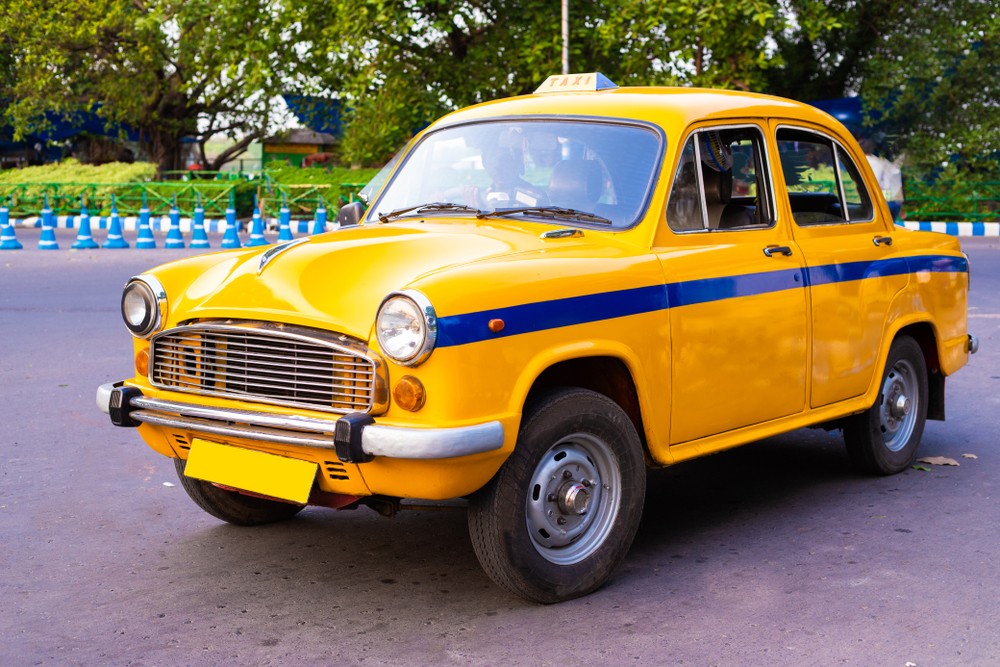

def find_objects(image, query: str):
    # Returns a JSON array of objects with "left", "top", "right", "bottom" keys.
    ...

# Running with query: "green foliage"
[
  {"left": 262, "top": 160, "right": 379, "bottom": 213},
  {"left": 263, "top": 161, "right": 379, "bottom": 188},
  {"left": 289, "top": 0, "right": 846, "bottom": 165},
  {"left": 2, "top": 0, "right": 994, "bottom": 189},
  {"left": 0, "top": 159, "right": 157, "bottom": 185},
  {"left": 0, "top": 0, "right": 292, "bottom": 171},
  {"left": 858, "top": 0, "right": 999, "bottom": 179}
]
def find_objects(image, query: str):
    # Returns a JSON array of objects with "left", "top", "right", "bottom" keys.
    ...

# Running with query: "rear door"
[{"left": 771, "top": 122, "right": 907, "bottom": 408}]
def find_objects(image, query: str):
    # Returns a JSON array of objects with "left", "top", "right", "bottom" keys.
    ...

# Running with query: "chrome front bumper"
[{"left": 97, "top": 383, "right": 505, "bottom": 463}]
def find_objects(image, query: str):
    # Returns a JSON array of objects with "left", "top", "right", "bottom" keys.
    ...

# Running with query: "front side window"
[
  {"left": 368, "top": 119, "right": 662, "bottom": 229},
  {"left": 665, "top": 125, "right": 772, "bottom": 233},
  {"left": 776, "top": 127, "right": 874, "bottom": 225}
]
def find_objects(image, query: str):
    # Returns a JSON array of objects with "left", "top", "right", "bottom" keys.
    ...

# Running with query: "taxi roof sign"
[{"left": 535, "top": 72, "right": 618, "bottom": 94}]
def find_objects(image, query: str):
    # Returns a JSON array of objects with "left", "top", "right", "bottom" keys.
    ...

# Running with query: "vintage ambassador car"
[{"left": 98, "top": 73, "right": 976, "bottom": 604}]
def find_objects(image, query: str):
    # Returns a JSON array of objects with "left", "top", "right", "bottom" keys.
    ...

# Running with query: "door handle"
[
  {"left": 873, "top": 235, "right": 893, "bottom": 246},
  {"left": 763, "top": 245, "right": 793, "bottom": 257}
]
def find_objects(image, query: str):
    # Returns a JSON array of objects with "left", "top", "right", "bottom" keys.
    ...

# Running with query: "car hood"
[{"left": 164, "top": 221, "right": 581, "bottom": 340}]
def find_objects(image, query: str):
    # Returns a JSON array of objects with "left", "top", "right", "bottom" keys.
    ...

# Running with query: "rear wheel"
[
  {"left": 844, "top": 336, "right": 928, "bottom": 475},
  {"left": 468, "top": 388, "right": 646, "bottom": 603},
  {"left": 174, "top": 457, "right": 304, "bottom": 526}
]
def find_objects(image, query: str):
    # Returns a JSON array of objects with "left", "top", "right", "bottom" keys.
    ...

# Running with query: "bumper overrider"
[{"left": 96, "top": 382, "right": 505, "bottom": 463}]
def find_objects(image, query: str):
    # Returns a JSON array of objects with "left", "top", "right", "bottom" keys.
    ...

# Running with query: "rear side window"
[
  {"left": 666, "top": 126, "right": 773, "bottom": 233},
  {"left": 776, "top": 128, "right": 874, "bottom": 225}
]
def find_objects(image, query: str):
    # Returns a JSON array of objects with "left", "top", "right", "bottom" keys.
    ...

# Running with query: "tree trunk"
[{"left": 143, "top": 128, "right": 184, "bottom": 175}]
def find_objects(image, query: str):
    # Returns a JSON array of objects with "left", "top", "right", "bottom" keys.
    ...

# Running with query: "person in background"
[{"left": 859, "top": 137, "right": 904, "bottom": 222}]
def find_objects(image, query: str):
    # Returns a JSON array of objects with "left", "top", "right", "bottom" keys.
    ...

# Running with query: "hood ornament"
[{"left": 258, "top": 237, "right": 310, "bottom": 275}]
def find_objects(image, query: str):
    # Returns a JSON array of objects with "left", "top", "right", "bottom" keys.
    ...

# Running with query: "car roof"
[{"left": 434, "top": 87, "right": 839, "bottom": 134}]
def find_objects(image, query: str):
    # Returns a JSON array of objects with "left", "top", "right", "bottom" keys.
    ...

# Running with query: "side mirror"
[{"left": 337, "top": 201, "right": 365, "bottom": 227}]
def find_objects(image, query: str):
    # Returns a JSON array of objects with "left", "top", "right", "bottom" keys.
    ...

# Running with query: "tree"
[
  {"left": 766, "top": 0, "right": 998, "bottom": 178},
  {"left": 857, "top": 0, "right": 998, "bottom": 176},
  {"left": 0, "top": 0, "right": 291, "bottom": 172},
  {"left": 290, "top": 0, "right": 845, "bottom": 166}
]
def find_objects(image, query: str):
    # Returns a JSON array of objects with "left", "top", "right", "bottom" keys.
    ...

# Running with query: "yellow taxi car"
[{"left": 98, "top": 73, "right": 977, "bottom": 604}]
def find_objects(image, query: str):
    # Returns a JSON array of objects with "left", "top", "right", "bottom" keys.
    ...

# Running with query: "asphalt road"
[{"left": 2, "top": 229, "right": 999, "bottom": 666}]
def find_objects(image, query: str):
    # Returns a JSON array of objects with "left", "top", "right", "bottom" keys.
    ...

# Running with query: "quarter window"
[
  {"left": 666, "top": 126, "right": 772, "bottom": 233},
  {"left": 776, "top": 128, "right": 874, "bottom": 225}
]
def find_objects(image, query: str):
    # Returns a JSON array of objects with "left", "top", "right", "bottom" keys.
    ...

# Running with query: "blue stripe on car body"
[{"left": 436, "top": 254, "right": 969, "bottom": 348}]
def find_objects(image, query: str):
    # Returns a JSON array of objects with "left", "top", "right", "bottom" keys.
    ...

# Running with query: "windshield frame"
[{"left": 364, "top": 115, "right": 665, "bottom": 231}]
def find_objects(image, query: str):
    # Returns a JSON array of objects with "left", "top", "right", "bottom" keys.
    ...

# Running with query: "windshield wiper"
[
  {"left": 477, "top": 206, "right": 612, "bottom": 225},
  {"left": 378, "top": 202, "right": 483, "bottom": 223}
]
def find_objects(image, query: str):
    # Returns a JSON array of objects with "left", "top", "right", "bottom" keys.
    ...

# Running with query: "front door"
[{"left": 657, "top": 124, "right": 809, "bottom": 444}]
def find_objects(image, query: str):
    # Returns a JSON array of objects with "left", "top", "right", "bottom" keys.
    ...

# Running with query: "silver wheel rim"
[
  {"left": 879, "top": 357, "right": 918, "bottom": 452},
  {"left": 525, "top": 432, "right": 622, "bottom": 565}
]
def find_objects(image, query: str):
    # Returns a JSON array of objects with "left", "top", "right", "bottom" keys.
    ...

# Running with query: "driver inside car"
[{"left": 468, "top": 146, "right": 548, "bottom": 209}]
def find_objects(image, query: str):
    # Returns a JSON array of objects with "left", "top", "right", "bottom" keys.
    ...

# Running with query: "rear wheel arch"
[{"left": 891, "top": 321, "right": 944, "bottom": 420}]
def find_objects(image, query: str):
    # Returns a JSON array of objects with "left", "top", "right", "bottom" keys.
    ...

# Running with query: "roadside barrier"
[
  {"left": 102, "top": 198, "right": 129, "bottom": 249},
  {"left": 38, "top": 195, "right": 59, "bottom": 250},
  {"left": 0, "top": 201, "right": 23, "bottom": 250},
  {"left": 135, "top": 200, "right": 156, "bottom": 249},
  {"left": 896, "top": 220, "right": 1000, "bottom": 236},
  {"left": 71, "top": 201, "right": 99, "bottom": 249},
  {"left": 246, "top": 195, "right": 268, "bottom": 247},
  {"left": 190, "top": 201, "right": 210, "bottom": 249},
  {"left": 277, "top": 193, "right": 294, "bottom": 242},
  {"left": 311, "top": 202, "right": 328, "bottom": 236},
  {"left": 220, "top": 192, "right": 241, "bottom": 249},
  {"left": 164, "top": 197, "right": 185, "bottom": 249}
]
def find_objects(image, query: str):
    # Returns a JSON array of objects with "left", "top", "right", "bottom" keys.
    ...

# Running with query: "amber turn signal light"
[
  {"left": 393, "top": 375, "right": 426, "bottom": 412},
  {"left": 135, "top": 348, "right": 149, "bottom": 377}
]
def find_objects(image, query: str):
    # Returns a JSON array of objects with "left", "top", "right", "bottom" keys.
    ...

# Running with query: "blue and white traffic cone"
[
  {"left": 38, "top": 195, "right": 59, "bottom": 250},
  {"left": 70, "top": 197, "right": 100, "bottom": 249},
  {"left": 135, "top": 191, "right": 156, "bottom": 249},
  {"left": 310, "top": 199, "right": 328, "bottom": 235},
  {"left": 220, "top": 191, "right": 241, "bottom": 249},
  {"left": 0, "top": 198, "right": 23, "bottom": 250},
  {"left": 101, "top": 195, "right": 129, "bottom": 248},
  {"left": 277, "top": 193, "right": 293, "bottom": 242},
  {"left": 164, "top": 194, "right": 185, "bottom": 249},
  {"left": 246, "top": 195, "right": 268, "bottom": 247},
  {"left": 190, "top": 194, "right": 210, "bottom": 249}
]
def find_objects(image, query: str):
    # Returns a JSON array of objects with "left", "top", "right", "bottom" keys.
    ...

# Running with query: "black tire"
[
  {"left": 467, "top": 388, "right": 646, "bottom": 603},
  {"left": 174, "top": 457, "right": 304, "bottom": 526},
  {"left": 844, "top": 336, "right": 928, "bottom": 475}
]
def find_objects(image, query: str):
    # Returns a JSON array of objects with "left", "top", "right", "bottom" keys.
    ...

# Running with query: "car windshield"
[{"left": 367, "top": 119, "right": 662, "bottom": 229}]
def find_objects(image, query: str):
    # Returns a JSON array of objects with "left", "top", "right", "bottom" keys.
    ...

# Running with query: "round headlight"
[
  {"left": 121, "top": 276, "right": 166, "bottom": 338},
  {"left": 376, "top": 291, "right": 437, "bottom": 366}
]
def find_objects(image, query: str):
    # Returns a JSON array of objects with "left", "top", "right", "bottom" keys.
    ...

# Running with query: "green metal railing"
[
  {"left": 904, "top": 181, "right": 1000, "bottom": 222},
  {"left": 0, "top": 181, "right": 367, "bottom": 218},
  {"left": 6, "top": 173, "right": 990, "bottom": 222},
  {"left": 0, "top": 182, "right": 238, "bottom": 217}
]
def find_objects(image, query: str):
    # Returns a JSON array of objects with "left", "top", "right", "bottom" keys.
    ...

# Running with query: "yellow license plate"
[{"left": 185, "top": 439, "right": 317, "bottom": 504}]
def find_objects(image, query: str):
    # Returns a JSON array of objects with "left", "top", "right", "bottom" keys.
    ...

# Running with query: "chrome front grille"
[{"left": 149, "top": 321, "right": 386, "bottom": 414}]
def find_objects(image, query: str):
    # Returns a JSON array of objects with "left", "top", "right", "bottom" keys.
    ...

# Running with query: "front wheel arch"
[{"left": 528, "top": 355, "right": 647, "bottom": 451}]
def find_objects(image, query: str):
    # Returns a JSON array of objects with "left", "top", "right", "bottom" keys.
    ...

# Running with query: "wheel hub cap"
[
  {"left": 525, "top": 434, "right": 622, "bottom": 565},
  {"left": 890, "top": 394, "right": 911, "bottom": 419},
  {"left": 558, "top": 480, "right": 592, "bottom": 515},
  {"left": 879, "top": 359, "right": 919, "bottom": 452}
]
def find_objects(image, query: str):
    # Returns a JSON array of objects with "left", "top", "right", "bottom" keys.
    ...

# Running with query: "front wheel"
[
  {"left": 174, "top": 457, "right": 304, "bottom": 526},
  {"left": 844, "top": 336, "right": 928, "bottom": 475},
  {"left": 468, "top": 388, "right": 646, "bottom": 603}
]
